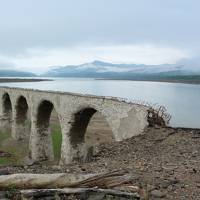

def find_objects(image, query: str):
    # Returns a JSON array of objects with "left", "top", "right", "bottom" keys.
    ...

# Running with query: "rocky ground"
[{"left": 1, "top": 126, "right": 200, "bottom": 199}]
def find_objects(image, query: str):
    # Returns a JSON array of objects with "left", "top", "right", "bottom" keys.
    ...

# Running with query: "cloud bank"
[
  {"left": 0, "top": 0, "right": 199, "bottom": 72},
  {"left": 0, "top": 45, "right": 190, "bottom": 73}
]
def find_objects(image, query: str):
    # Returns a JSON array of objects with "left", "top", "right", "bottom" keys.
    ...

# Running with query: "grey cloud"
[{"left": 0, "top": 0, "right": 199, "bottom": 56}]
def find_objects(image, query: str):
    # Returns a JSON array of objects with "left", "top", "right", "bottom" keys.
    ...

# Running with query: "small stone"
[
  {"left": 0, "top": 169, "right": 10, "bottom": 175},
  {"left": 155, "top": 125, "right": 160, "bottom": 129},
  {"left": 192, "top": 168, "right": 197, "bottom": 173},
  {"left": 192, "top": 151, "right": 198, "bottom": 157},
  {"left": 147, "top": 184, "right": 155, "bottom": 191},
  {"left": 23, "top": 157, "right": 34, "bottom": 166},
  {"left": 0, "top": 191, "right": 6, "bottom": 198},
  {"left": 155, "top": 167, "right": 162, "bottom": 172},
  {"left": 81, "top": 167, "right": 86, "bottom": 171},
  {"left": 51, "top": 165, "right": 61, "bottom": 170},
  {"left": 87, "top": 193, "right": 106, "bottom": 200},
  {"left": 167, "top": 185, "right": 174, "bottom": 191},
  {"left": 180, "top": 184, "right": 186, "bottom": 188},
  {"left": 23, "top": 165, "right": 28, "bottom": 170},
  {"left": 160, "top": 181, "right": 171, "bottom": 189},
  {"left": 151, "top": 190, "right": 166, "bottom": 198}
]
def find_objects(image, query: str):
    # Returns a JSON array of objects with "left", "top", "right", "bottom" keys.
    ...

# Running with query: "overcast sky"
[{"left": 0, "top": 0, "right": 199, "bottom": 73}]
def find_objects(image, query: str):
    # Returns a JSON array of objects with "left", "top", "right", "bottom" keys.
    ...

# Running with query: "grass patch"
[
  {"left": 0, "top": 130, "right": 15, "bottom": 166},
  {"left": 0, "top": 131, "right": 10, "bottom": 146},
  {"left": 0, "top": 157, "right": 14, "bottom": 165},
  {"left": 0, "top": 122, "right": 62, "bottom": 166},
  {"left": 0, "top": 130, "right": 28, "bottom": 166},
  {"left": 51, "top": 124, "right": 62, "bottom": 161}
]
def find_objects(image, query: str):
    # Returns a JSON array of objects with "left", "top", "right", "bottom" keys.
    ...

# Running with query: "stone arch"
[
  {"left": 1, "top": 93, "right": 12, "bottom": 132},
  {"left": 33, "top": 100, "right": 62, "bottom": 162},
  {"left": 12, "top": 95, "right": 30, "bottom": 140},
  {"left": 15, "top": 96, "right": 28, "bottom": 124},
  {"left": 37, "top": 100, "right": 54, "bottom": 130},
  {"left": 67, "top": 106, "right": 114, "bottom": 162},
  {"left": 70, "top": 107, "right": 97, "bottom": 146}
]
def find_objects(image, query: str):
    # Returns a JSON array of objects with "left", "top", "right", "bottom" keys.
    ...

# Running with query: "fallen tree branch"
[{"left": 147, "top": 105, "right": 171, "bottom": 127}]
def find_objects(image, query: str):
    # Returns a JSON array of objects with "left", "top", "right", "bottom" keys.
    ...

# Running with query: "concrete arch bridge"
[{"left": 0, "top": 87, "right": 150, "bottom": 165}]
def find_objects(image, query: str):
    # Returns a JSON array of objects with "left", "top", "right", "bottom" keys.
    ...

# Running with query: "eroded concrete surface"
[{"left": 0, "top": 87, "right": 149, "bottom": 165}]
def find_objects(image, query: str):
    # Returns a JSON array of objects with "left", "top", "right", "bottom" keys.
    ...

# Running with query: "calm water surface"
[{"left": 0, "top": 78, "right": 199, "bottom": 128}]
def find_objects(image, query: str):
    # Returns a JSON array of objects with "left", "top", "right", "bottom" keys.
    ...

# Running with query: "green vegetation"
[
  {"left": 5, "top": 185, "right": 18, "bottom": 199},
  {"left": 0, "top": 131, "right": 17, "bottom": 166},
  {"left": 0, "top": 131, "right": 10, "bottom": 144},
  {"left": 0, "top": 157, "right": 14, "bottom": 165},
  {"left": 0, "top": 123, "right": 62, "bottom": 166},
  {"left": 51, "top": 124, "right": 62, "bottom": 161}
]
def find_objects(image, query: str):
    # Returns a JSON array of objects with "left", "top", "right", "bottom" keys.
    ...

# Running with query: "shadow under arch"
[
  {"left": 37, "top": 100, "right": 54, "bottom": 129},
  {"left": 35, "top": 100, "right": 62, "bottom": 163},
  {"left": 13, "top": 95, "right": 30, "bottom": 140},
  {"left": 1, "top": 93, "right": 12, "bottom": 132},
  {"left": 69, "top": 107, "right": 114, "bottom": 162},
  {"left": 15, "top": 96, "right": 28, "bottom": 124}
]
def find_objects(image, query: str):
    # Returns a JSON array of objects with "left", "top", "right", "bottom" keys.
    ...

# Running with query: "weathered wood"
[
  {"left": 0, "top": 173, "right": 93, "bottom": 189},
  {"left": 19, "top": 188, "right": 141, "bottom": 199},
  {"left": 0, "top": 171, "right": 134, "bottom": 190}
]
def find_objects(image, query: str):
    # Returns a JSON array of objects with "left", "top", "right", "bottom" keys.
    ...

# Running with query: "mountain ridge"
[
  {"left": 0, "top": 69, "right": 36, "bottom": 77},
  {"left": 43, "top": 60, "right": 200, "bottom": 78}
]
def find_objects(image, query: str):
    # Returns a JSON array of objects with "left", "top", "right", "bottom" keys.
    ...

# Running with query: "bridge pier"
[
  {"left": 59, "top": 121, "right": 73, "bottom": 165},
  {"left": 29, "top": 115, "right": 54, "bottom": 162},
  {"left": 0, "top": 114, "right": 12, "bottom": 132},
  {"left": 59, "top": 108, "right": 102, "bottom": 165},
  {"left": 11, "top": 118, "right": 30, "bottom": 140},
  {"left": 59, "top": 118, "right": 93, "bottom": 165}
]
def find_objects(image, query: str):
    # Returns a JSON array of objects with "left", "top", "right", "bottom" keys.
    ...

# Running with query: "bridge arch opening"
[
  {"left": 69, "top": 107, "right": 114, "bottom": 162},
  {"left": 36, "top": 100, "right": 62, "bottom": 163},
  {"left": 16, "top": 96, "right": 28, "bottom": 124},
  {"left": 14, "top": 96, "right": 30, "bottom": 140},
  {"left": 2, "top": 93, "right": 12, "bottom": 132}
]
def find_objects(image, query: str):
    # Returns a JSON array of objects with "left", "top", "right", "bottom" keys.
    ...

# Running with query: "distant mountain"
[
  {"left": 0, "top": 70, "right": 36, "bottom": 77},
  {"left": 43, "top": 60, "right": 200, "bottom": 78}
]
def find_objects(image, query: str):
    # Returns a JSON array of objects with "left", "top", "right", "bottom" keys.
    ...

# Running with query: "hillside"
[
  {"left": 0, "top": 70, "right": 36, "bottom": 77},
  {"left": 43, "top": 60, "right": 200, "bottom": 82}
]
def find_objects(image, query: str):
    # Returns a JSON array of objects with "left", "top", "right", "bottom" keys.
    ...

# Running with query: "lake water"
[{"left": 0, "top": 78, "right": 199, "bottom": 128}]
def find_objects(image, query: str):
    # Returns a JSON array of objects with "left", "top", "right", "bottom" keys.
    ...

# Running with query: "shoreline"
[
  {"left": 0, "top": 78, "right": 52, "bottom": 83},
  {"left": 1, "top": 77, "right": 200, "bottom": 85},
  {"left": 95, "top": 78, "right": 200, "bottom": 85}
]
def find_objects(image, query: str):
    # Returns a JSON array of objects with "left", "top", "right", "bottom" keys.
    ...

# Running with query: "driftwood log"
[
  {"left": 0, "top": 171, "right": 135, "bottom": 190},
  {"left": 18, "top": 188, "right": 140, "bottom": 199},
  {"left": 1, "top": 171, "right": 144, "bottom": 199}
]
